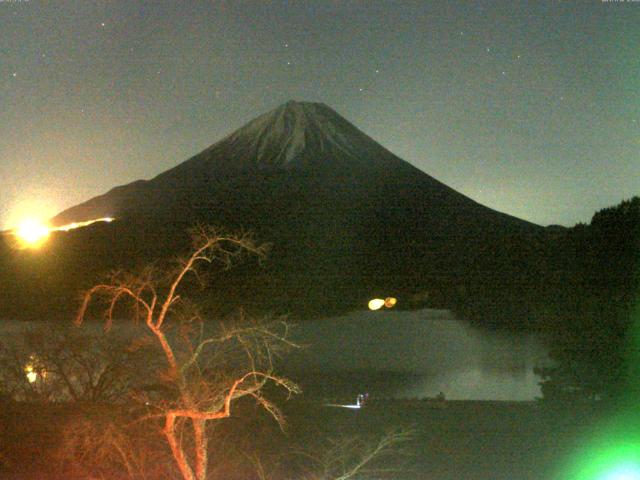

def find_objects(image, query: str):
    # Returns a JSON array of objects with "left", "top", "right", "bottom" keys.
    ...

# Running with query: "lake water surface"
[
  {"left": 1, "top": 308, "right": 550, "bottom": 401},
  {"left": 286, "top": 308, "right": 549, "bottom": 401}
]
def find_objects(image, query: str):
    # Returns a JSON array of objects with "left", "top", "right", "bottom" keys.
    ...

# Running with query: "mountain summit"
[
  {"left": 196, "top": 100, "right": 390, "bottom": 169},
  {"left": 161, "top": 100, "right": 411, "bottom": 174},
  {"left": 52, "top": 100, "right": 530, "bottom": 229},
  {"left": 38, "top": 101, "right": 543, "bottom": 318}
]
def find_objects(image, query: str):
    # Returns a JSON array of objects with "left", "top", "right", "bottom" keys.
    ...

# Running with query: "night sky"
[{"left": 1, "top": 0, "right": 638, "bottom": 229}]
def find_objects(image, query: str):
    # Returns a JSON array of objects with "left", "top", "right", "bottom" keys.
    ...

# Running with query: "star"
[
  {"left": 501, "top": 71, "right": 506, "bottom": 76},
  {"left": 100, "top": 22, "right": 106, "bottom": 27},
  {"left": 284, "top": 43, "right": 289, "bottom": 48},
  {"left": 516, "top": 54, "right": 521, "bottom": 59},
  {"left": 375, "top": 69, "right": 380, "bottom": 74},
  {"left": 486, "top": 47, "right": 491, "bottom": 52},
  {"left": 286, "top": 61, "right": 291, "bottom": 66},
  {"left": 12, "top": 72, "right": 17, "bottom": 77}
]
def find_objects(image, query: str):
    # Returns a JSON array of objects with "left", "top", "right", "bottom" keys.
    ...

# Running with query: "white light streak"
[{"left": 53, "top": 217, "right": 114, "bottom": 232}]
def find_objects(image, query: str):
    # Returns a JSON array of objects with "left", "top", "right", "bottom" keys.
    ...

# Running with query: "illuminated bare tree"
[
  {"left": 75, "top": 227, "right": 300, "bottom": 480},
  {"left": 280, "top": 429, "right": 414, "bottom": 480},
  {"left": 238, "top": 428, "right": 414, "bottom": 480}
]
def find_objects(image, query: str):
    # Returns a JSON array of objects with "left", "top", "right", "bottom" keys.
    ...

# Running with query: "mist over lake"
[
  {"left": 1, "top": 308, "right": 549, "bottom": 402},
  {"left": 285, "top": 309, "right": 549, "bottom": 401}
]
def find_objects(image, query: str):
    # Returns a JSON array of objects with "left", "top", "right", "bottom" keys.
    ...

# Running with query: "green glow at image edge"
[
  {"left": 560, "top": 299, "right": 640, "bottom": 480},
  {"left": 567, "top": 442, "right": 640, "bottom": 479}
]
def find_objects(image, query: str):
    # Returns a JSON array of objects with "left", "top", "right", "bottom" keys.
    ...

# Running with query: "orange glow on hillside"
[
  {"left": 55, "top": 217, "right": 114, "bottom": 231},
  {"left": 7, "top": 216, "right": 115, "bottom": 249},
  {"left": 15, "top": 219, "right": 50, "bottom": 248}
]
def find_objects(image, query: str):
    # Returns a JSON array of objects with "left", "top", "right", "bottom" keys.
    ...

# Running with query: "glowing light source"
[
  {"left": 323, "top": 403, "right": 361, "bottom": 409},
  {"left": 24, "top": 354, "right": 47, "bottom": 384},
  {"left": 368, "top": 298, "right": 385, "bottom": 310},
  {"left": 368, "top": 297, "right": 398, "bottom": 311},
  {"left": 562, "top": 434, "right": 640, "bottom": 480},
  {"left": 24, "top": 364, "right": 37, "bottom": 383},
  {"left": 55, "top": 217, "right": 114, "bottom": 231},
  {"left": 601, "top": 463, "right": 640, "bottom": 480},
  {"left": 15, "top": 219, "right": 50, "bottom": 248},
  {"left": 7, "top": 216, "right": 115, "bottom": 249}
]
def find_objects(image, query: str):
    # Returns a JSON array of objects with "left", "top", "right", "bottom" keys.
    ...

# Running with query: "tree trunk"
[
  {"left": 164, "top": 414, "right": 196, "bottom": 480},
  {"left": 193, "top": 418, "right": 208, "bottom": 480}
]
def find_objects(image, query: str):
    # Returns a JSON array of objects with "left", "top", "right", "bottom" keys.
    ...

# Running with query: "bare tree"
[
  {"left": 237, "top": 428, "right": 414, "bottom": 480},
  {"left": 54, "top": 404, "right": 174, "bottom": 480},
  {"left": 291, "top": 429, "right": 414, "bottom": 480},
  {"left": 75, "top": 226, "right": 300, "bottom": 480}
]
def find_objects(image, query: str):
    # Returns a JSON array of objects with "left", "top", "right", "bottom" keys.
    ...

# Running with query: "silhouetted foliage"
[
  {"left": 537, "top": 197, "right": 640, "bottom": 400},
  {"left": 0, "top": 324, "right": 151, "bottom": 403}
]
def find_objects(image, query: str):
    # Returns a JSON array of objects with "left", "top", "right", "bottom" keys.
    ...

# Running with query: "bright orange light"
[
  {"left": 368, "top": 297, "right": 398, "bottom": 311},
  {"left": 7, "top": 216, "right": 115, "bottom": 249},
  {"left": 15, "top": 219, "right": 50, "bottom": 248}
]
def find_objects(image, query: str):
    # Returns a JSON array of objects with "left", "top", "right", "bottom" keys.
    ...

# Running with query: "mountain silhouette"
[
  {"left": 4, "top": 101, "right": 545, "bottom": 321},
  {"left": 53, "top": 101, "right": 536, "bottom": 233}
]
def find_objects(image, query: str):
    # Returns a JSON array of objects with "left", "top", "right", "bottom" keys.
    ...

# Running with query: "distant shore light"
[
  {"left": 368, "top": 297, "right": 398, "bottom": 311},
  {"left": 368, "top": 298, "right": 385, "bottom": 310},
  {"left": 24, "top": 364, "right": 38, "bottom": 383}
]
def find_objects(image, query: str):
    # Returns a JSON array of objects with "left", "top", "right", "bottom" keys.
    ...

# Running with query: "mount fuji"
[
  {"left": 53, "top": 101, "right": 535, "bottom": 232},
  {"left": 4, "top": 101, "right": 545, "bottom": 321}
]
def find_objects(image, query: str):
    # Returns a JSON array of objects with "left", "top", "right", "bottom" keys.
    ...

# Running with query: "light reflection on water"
[{"left": 287, "top": 308, "right": 550, "bottom": 401}]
